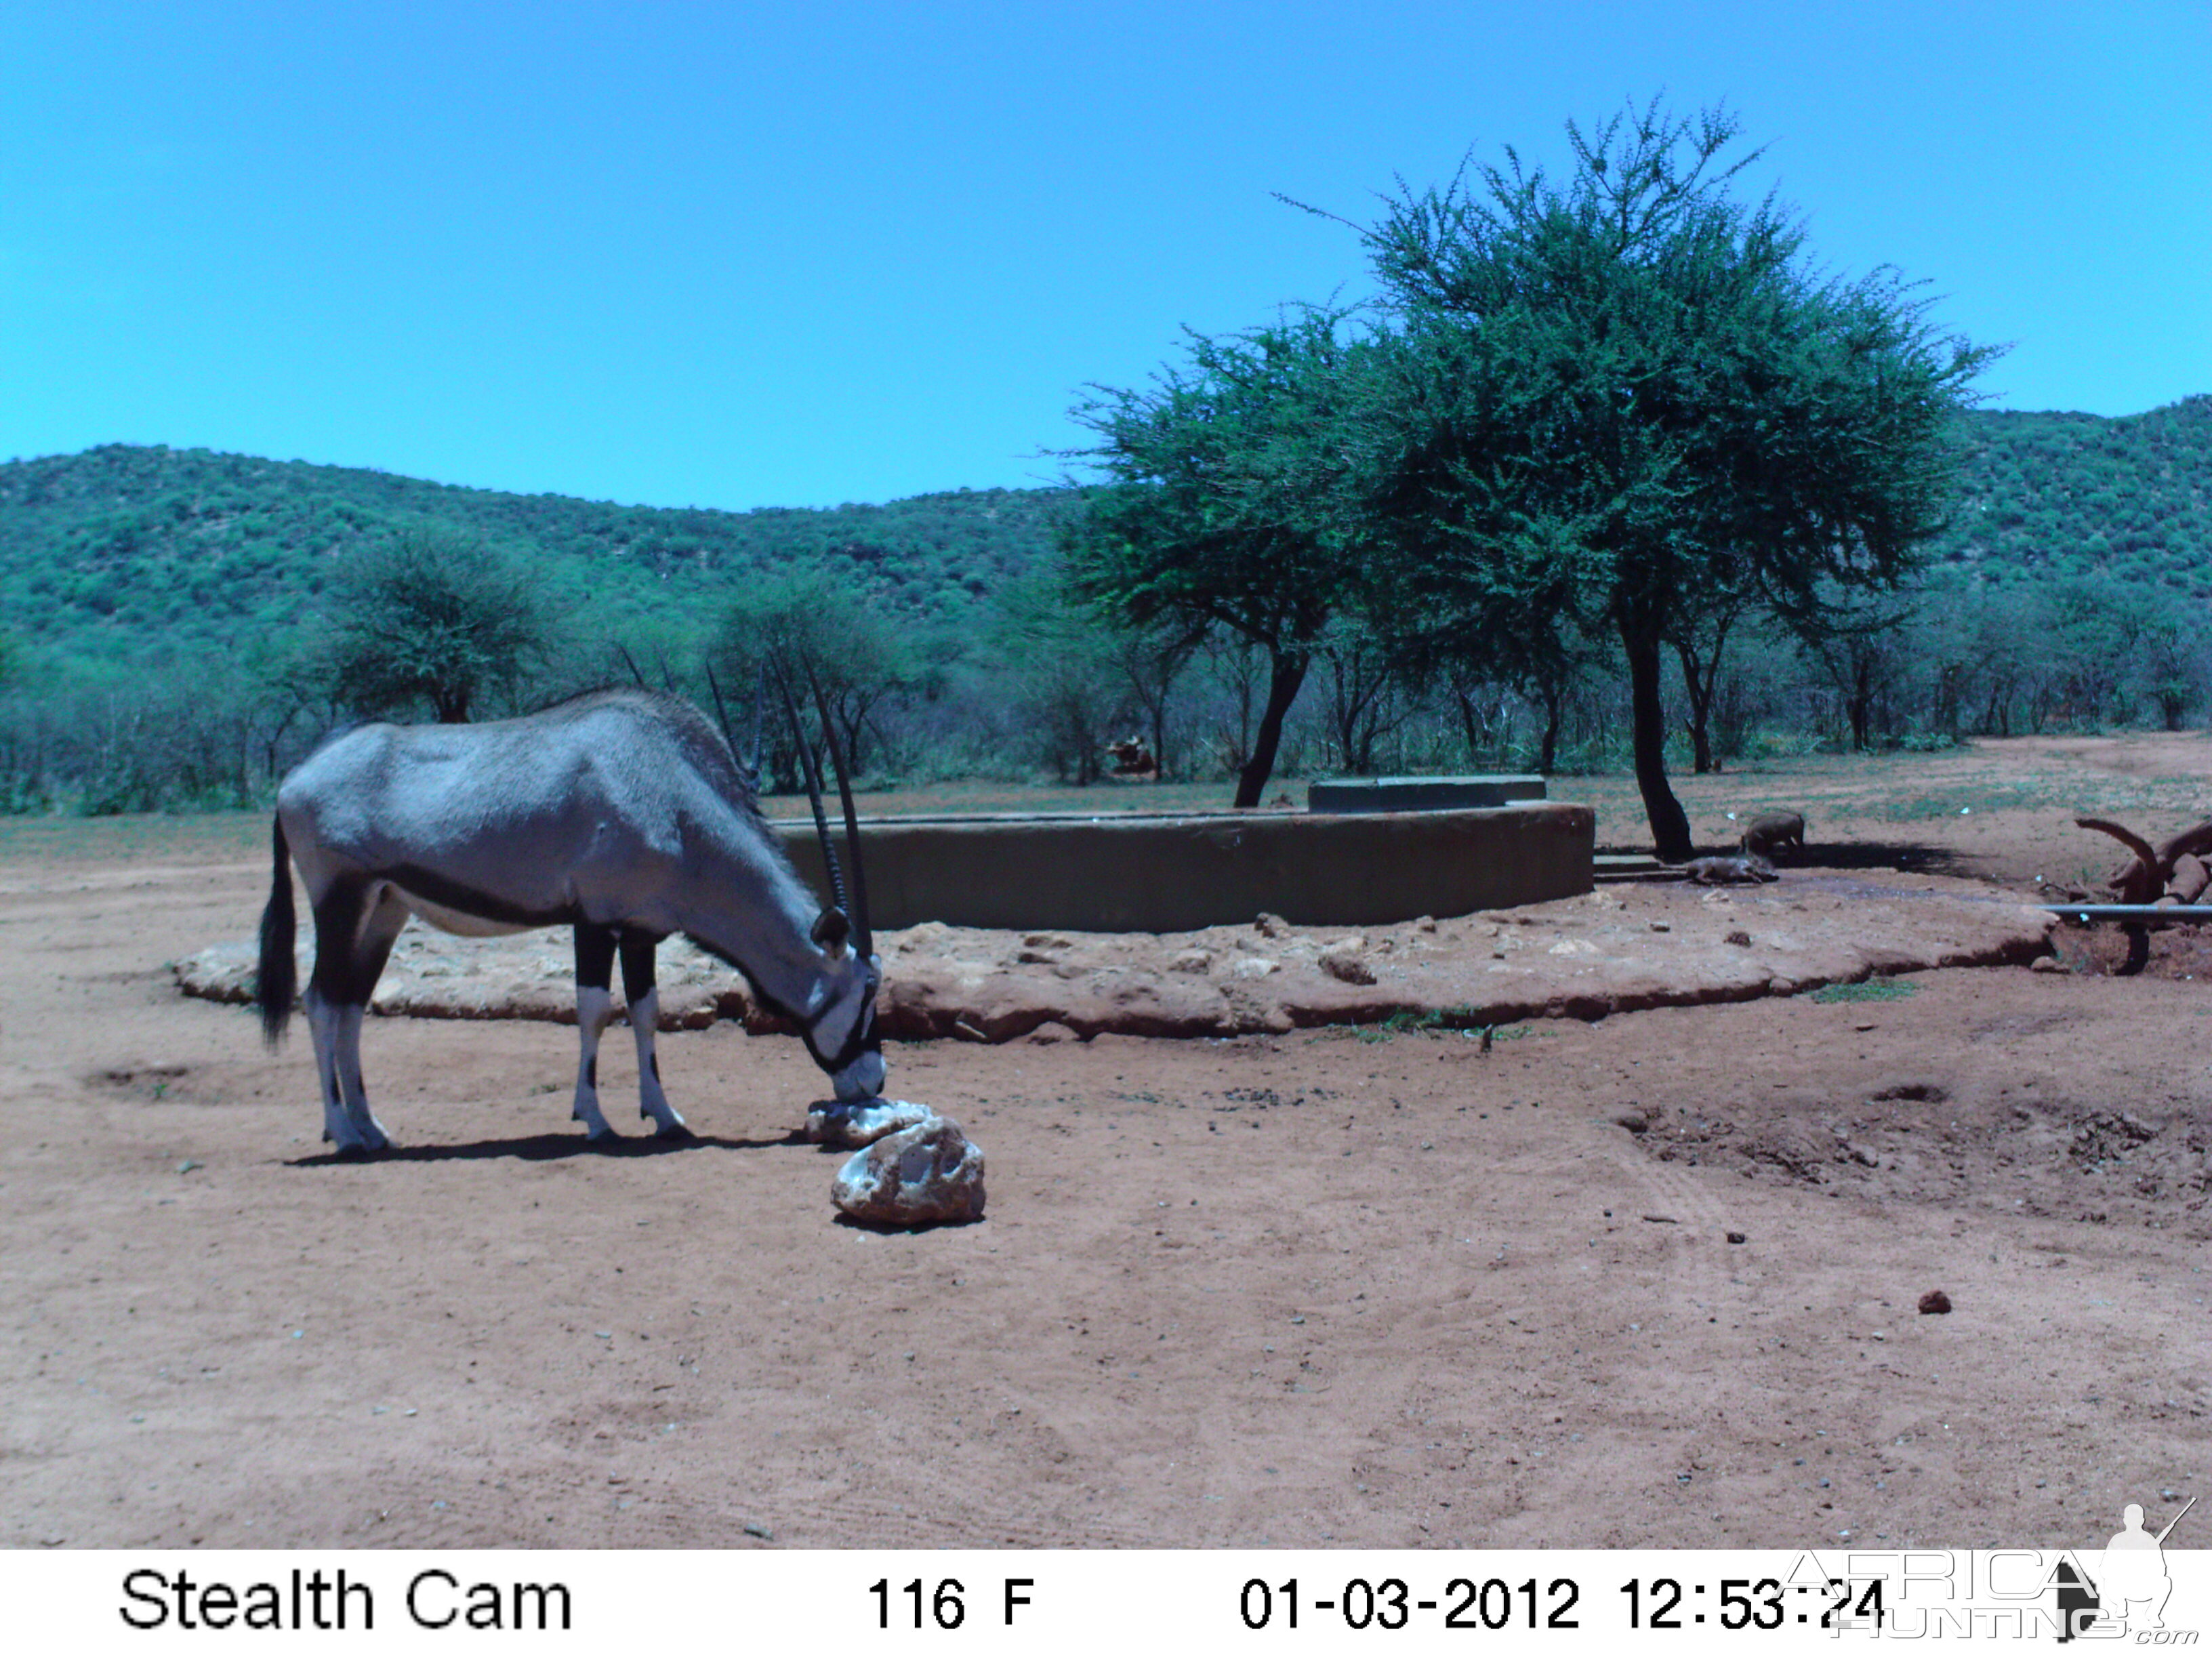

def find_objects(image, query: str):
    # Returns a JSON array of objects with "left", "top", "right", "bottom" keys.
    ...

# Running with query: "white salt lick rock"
[
  {"left": 804, "top": 1098, "right": 936, "bottom": 1149},
  {"left": 832, "top": 1116, "right": 986, "bottom": 1227}
]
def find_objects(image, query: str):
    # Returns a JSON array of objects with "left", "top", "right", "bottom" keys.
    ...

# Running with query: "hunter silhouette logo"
[{"left": 2060, "top": 1494, "right": 2196, "bottom": 1641}]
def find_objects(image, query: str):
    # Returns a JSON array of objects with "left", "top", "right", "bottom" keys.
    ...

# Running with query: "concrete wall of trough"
[{"left": 769, "top": 802, "right": 1594, "bottom": 932}]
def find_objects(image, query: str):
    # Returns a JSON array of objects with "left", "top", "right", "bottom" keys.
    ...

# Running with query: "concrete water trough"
[
  {"left": 1307, "top": 774, "right": 1549, "bottom": 813},
  {"left": 769, "top": 798, "right": 1593, "bottom": 933}
]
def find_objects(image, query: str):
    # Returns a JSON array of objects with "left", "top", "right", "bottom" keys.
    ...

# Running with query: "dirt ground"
[{"left": 3, "top": 735, "right": 2208, "bottom": 1552}]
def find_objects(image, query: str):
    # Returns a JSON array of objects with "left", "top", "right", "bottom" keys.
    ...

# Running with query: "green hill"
[
  {"left": 0, "top": 444, "right": 1073, "bottom": 676},
  {"left": 1931, "top": 395, "right": 2212, "bottom": 592},
  {"left": 3, "top": 395, "right": 2207, "bottom": 680}
]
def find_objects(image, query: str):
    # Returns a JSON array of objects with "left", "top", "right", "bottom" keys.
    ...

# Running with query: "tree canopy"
[
  {"left": 1061, "top": 308, "right": 1378, "bottom": 805},
  {"left": 321, "top": 531, "right": 548, "bottom": 723},
  {"left": 707, "top": 562, "right": 922, "bottom": 787},
  {"left": 1349, "top": 98, "right": 1999, "bottom": 855}
]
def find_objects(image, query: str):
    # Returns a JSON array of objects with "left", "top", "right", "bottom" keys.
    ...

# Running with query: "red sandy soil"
[{"left": 3, "top": 737, "right": 2207, "bottom": 1552}]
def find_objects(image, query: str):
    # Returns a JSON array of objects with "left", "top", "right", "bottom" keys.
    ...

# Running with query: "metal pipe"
[{"left": 2039, "top": 904, "right": 2212, "bottom": 920}]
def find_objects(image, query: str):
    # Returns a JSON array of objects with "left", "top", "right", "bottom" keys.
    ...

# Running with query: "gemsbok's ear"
[{"left": 811, "top": 907, "right": 852, "bottom": 956}]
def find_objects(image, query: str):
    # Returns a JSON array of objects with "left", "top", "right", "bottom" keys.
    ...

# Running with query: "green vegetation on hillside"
[
  {"left": 3, "top": 397, "right": 2207, "bottom": 685},
  {"left": 1938, "top": 400, "right": 2212, "bottom": 592},
  {"left": 0, "top": 442, "right": 1069, "bottom": 678},
  {"left": 0, "top": 389, "right": 2205, "bottom": 821}
]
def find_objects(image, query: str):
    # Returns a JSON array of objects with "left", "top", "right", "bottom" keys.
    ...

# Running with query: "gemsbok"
[{"left": 255, "top": 686, "right": 883, "bottom": 1153}]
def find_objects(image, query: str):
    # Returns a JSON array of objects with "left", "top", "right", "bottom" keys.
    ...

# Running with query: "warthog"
[
  {"left": 1740, "top": 811, "right": 1805, "bottom": 860},
  {"left": 1682, "top": 853, "right": 1779, "bottom": 886}
]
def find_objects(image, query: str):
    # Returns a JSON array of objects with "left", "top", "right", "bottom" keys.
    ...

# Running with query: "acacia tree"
[
  {"left": 1671, "top": 598, "right": 1748, "bottom": 773},
  {"left": 1797, "top": 582, "right": 1921, "bottom": 750},
  {"left": 323, "top": 531, "right": 547, "bottom": 723},
  {"left": 708, "top": 563, "right": 918, "bottom": 787},
  {"left": 1348, "top": 99, "right": 1995, "bottom": 857},
  {"left": 1063, "top": 310, "right": 1374, "bottom": 806},
  {"left": 990, "top": 573, "right": 1130, "bottom": 785},
  {"left": 1316, "top": 619, "right": 1420, "bottom": 775},
  {"left": 1106, "top": 619, "right": 1200, "bottom": 780}
]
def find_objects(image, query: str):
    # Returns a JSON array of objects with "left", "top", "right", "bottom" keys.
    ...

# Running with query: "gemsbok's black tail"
[{"left": 256, "top": 815, "right": 296, "bottom": 1048}]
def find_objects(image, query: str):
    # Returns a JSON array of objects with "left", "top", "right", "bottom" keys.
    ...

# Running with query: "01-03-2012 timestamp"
[{"left": 1230, "top": 1576, "right": 1885, "bottom": 1633}]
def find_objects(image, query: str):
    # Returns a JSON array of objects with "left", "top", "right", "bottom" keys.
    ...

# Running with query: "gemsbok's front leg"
[
  {"left": 619, "top": 930, "right": 688, "bottom": 1137},
  {"left": 572, "top": 923, "right": 621, "bottom": 1140}
]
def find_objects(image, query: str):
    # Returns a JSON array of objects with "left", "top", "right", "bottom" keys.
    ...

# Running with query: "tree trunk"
[
  {"left": 1538, "top": 687, "right": 1562, "bottom": 776},
  {"left": 1676, "top": 639, "right": 1716, "bottom": 775},
  {"left": 1847, "top": 655, "right": 1875, "bottom": 751},
  {"left": 1234, "top": 651, "right": 1309, "bottom": 808},
  {"left": 1673, "top": 612, "right": 1736, "bottom": 776},
  {"left": 1622, "top": 622, "right": 1693, "bottom": 860},
  {"left": 1454, "top": 689, "right": 1482, "bottom": 763}
]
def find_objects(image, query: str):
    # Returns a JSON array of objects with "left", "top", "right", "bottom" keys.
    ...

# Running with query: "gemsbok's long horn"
[
  {"left": 773, "top": 662, "right": 851, "bottom": 927},
  {"left": 806, "top": 662, "right": 873, "bottom": 960},
  {"left": 617, "top": 644, "right": 650, "bottom": 689},
  {"left": 745, "top": 663, "right": 766, "bottom": 789},
  {"left": 703, "top": 661, "right": 748, "bottom": 785}
]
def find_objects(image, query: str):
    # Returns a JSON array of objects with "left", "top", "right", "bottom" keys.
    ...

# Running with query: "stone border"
[{"left": 177, "top": 874, "right": 2056, "bottom": 1044}]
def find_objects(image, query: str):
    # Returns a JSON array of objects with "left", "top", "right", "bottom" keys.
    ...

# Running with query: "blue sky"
[{"left": 3, "top": 2, "right": 2206, "bottom": 512}]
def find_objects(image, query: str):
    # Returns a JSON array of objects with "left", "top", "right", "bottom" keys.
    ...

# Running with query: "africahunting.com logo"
[{"left": 1809, "top": 1494, "right": 2197, "bottom": 1641}]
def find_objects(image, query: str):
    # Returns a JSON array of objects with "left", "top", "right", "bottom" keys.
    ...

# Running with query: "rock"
[
  {"left": 1318, "top": 943, "right": 1376, "bottom": 985},
  {"left": 804, "top": 1098, "right": 936, "bottom": 1149},
  {"left": 832, "top": 1118, "right": 985, "bottom": 1226},
  {"left": 2030, "top": 954, "right": 2066, "bottom": 974},
  {"left": 1917, "top": 1289, "right": 1952, "bottom": 1315},
  {"left": 1230, "top": 957, "right": 1278, "bottom": 981},
  {"left": 1725, "top": 1231, "right": 1747, "bottom": 1245},
  {"left": 1025, "top": 1021, "right": 1077, "bottom": 1044},
  {"left": 1022, "top": 932, "right": 1073, "bottom": 950},
  {"left": 1254, "top": 913, "right": 1290, "bottom": 939},
  {"left": 1725, "top": 930, "right": 1753, "bottom": 947},
  {"left": 1168, "top": 949, "right": 1212, "bottom": 975}
]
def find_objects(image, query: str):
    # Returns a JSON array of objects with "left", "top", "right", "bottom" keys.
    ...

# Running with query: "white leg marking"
[
  {"left": 306, "top": 989, "right": 352, "bottom": 1147},
  {"left": 573, "top": 985, "right": 617, "bottom": 1139},
  {"left": 333, "top": 1002, "right": 390, "bottom": 1151},
  {"left": 626, "top": 989, "right": 687, "bottom": 1135}
]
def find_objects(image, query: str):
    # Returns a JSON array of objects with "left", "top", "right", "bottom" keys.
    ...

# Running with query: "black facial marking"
[
  {"left": 586, "top": 1054, "right": 598, "bottom": 1088},
  {"left": 680, "top": 931, "right": 881, "bottom": 1076},
  {"left": 649, "top": 1054, "right": 661, "bottom": 1080}
]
